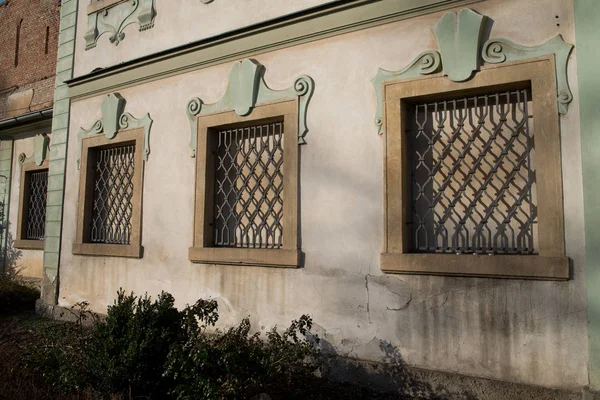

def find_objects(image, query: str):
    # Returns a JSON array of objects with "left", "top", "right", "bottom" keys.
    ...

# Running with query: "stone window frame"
[
  {"left": 72, "top": 127, "right": 145, "bottom": 258},
  {"left": 14, "top": 160, "right": 49, "bottom": 250},
  {"left": 189, "top": 99, "right": 299, "bottom": 268},
  {"left": 381, "top": 56, "right": 569, "bottom": 280}
]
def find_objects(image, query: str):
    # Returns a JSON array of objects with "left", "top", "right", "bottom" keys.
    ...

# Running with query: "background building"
[{"left": 0, "top": 0, "right": 60, "bottom": 279}]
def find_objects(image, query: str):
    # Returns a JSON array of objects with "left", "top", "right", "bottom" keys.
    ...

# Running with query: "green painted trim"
[
  {"left": 187, "top": 59, "right": 314, "bottom": 155},
  {"left": 84, "top": 0, "right": 156, "bottom": 50},
  {"left": 67, "top": 0, "right": 482, "bottom": 100},
  {"left": 0, "top": 140, "right": 13, "bottom": 276},
  {"left": 371, "top": 51, "right": 442, "bottom": 134},
  {"left": 575, "top": 0, "right": 600, "bottom": 390},
  {"left": 482, "top": 35, "right": 574, "bottom": 114},
  {"left": 34, "top": 134, "right": 50, "bottom": 166},
  {"left": 433, "top": 8, "right": 486, "bottom": 82},
  {"left": 42, "top": 0, "right": 78, "bottom": 304},
  {"left": 77, "top": 93, "right": 153, "bottom": 168},
  {"left": 15, "top": 135, "right": 50, "bottom": 180}
]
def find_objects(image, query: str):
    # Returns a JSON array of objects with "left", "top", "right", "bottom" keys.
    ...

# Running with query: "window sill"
[
  {"left": 14, "top": 239, "right": 44, "bottom": 250},
  {"left": 72, "top": 243, "right": 142, "bottom": 258},
  {"left": 380, "top": 253, "right": 569, "bottom": 280},
  {"left": 189, "top": 247, "right": 299, "bottom": 268},
  {"left": 87, "top": 0, "right": 128, "bottom": 15}
]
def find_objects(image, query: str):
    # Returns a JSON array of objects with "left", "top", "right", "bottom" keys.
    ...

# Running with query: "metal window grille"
[
  {"left": 90, "top": 144, "right": 135, "bottom": 244},
  {"left": 213, "top": 121, "right": 284, "bottom": 249},
  {"left": 25, "top": 170, "right": 48, "bottom": 240},
  {"left": 409, "top": 89, "right": 537, "bottom": 254}
]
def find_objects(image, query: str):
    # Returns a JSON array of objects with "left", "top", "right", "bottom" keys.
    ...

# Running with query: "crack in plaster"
[
  {"left": 386, "top": 293, "right": 413, "bottom": 311},
  {"left": 365, "top": 274, "right": 371, "bottom": 323}
]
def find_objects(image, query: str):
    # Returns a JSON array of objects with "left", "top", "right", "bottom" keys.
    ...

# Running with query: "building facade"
[
  {"left": 26, "top": 0, "right": 600, "bottom": 395},
  {"left": 0, "top": 0, "right": 60, "bottom": 279}
]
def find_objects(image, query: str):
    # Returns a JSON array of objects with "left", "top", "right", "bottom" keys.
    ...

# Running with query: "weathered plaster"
[
  {"left": 0, "top": 139, "right": 13, "bottom": 276},
  {"left": 61, "top": 0, "right": 588, "bottom": 391},
  {"left": 574, "top": 0, "right": 600, "bottom": 390}
]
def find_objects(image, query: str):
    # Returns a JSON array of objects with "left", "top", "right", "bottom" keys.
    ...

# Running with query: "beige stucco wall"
[
  {"left": 73, "top": 0, "right": 339, "bottom": 76},
  {"left": 62, "top": 0, "right": 589, "bottom": 390},
  {"left": 8, "top": 130, "right": 51, "bottom": 279}
]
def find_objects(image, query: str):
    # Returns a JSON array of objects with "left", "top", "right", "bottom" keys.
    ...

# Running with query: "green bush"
[
  {"left": 24, "top": 321, "right": 90, "bottom": 394},
  {"left": 0, "top": 278, "right": 40, "bottom": 314},
  {"left": 86, "top": 290, "right": 183, "bottom": 397},
  {"left": 165, "top": 306, "right": 320, "bottom": 399},
  {"left": 24, "top": 289, "right": 321, "bottom": 399}
]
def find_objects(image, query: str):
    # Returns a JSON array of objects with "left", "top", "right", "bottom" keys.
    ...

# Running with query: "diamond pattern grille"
[
  {"left": 25, "top": 170, "right": 48, "bottom": 240},
  {"left": 90, "top": 145, "right": 135, "bottom": 245},
  {"left": 213, "top": 121, "right": 284, "bottom": 249},
  {"left": 409, "top": 89, "right": 537, "bottom": 254}
]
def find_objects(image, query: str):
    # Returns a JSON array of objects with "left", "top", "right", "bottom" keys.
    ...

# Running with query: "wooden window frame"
[
  {"left": 381, "top": 56, "right": 569, "bottom": 280},
  {"left": 72, "top": 127, "right": 145, "bottom": 258},
  {"left": 189, "top": 99, "right": 299, "bottom": 267},
  {"left": 14, "top": 160, "right": 49, "bottom": 250}
]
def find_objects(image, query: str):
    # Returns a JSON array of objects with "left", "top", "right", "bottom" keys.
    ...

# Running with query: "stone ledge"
[{"left": 35, "top": 299, "right": 102, "bottom": 325}]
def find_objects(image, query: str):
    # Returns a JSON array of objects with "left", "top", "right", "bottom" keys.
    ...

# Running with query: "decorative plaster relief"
[
  {"left": 16, "top": 134, "right": 50, "bottom": 187},
  {"left": 18, "top": 134, "right": 49, "bottom": 167},
  {"left": 482, "top": 35, "right": 574, "bottom": 114},
  {"left": 187, "top": 59, "right": 314, "bottom": 157},
  {"left": 76, "top": 93, "right": 152, "bottom": 169},
  {"left": 433, "top": 8, "right": 486, "bottom": 82},
  {"left": 371, "top": 51, "right": 442, "bottom": 134},
  {"left": 84, "top": 0, "right": 156, "bottom": 50},
  {"left": 372, "top": 8, "right": 574, "bottom": 133}
]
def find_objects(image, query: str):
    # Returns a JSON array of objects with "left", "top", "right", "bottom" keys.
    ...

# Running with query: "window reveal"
[
  {"left": 89, "top": 144, "right": 135, "bottom": 245},
  {"left": 409, "top": 89, "right": 536, "bottom": 254},
  {"left": 213, "top": 121, "right": 284, "bottom": 249},
  {"left": 24, "top": 170, "right": 48, "bottom": 241}
]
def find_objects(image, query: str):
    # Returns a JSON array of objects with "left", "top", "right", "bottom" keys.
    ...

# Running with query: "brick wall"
[{"left": 0, "top": 0, "right": 60, "bottom": 120}]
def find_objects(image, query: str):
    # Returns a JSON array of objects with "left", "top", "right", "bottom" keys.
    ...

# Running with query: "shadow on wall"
[
  {"left": 318, "top": 337, "right": 477, "bottom": 399},
  {"left": 1, "top": 223, "right": 24, "bottom": 280}
]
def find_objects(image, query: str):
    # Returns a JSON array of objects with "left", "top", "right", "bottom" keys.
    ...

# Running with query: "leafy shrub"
[
  {"left": 24, "top": 320, "right": 90, "bottom": 394},
  {"left": 165, "top": 305, "right": 320, "bottom": 399},
  {"left": 24, "top": 289, "right": 321, "bottom": 399},
  {"left": 0, "top": 278, "right": 40, "bottom": 314},
  {"left": 86, "top": 290, "right": 182, "bottom": 397}
]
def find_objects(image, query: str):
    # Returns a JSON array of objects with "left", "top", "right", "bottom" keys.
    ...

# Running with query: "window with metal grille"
[
  {"left": 409, "top": 89, "right": 537, "bottom": 255},
  {"left": 89, "top": 144, "right": 135, "bottom": 245},
  {"left": 24, "top": 170, "right": 48, "bottom": 240},
  {"left": 212, "top": 120, "right": 284, "bottom": 249}
]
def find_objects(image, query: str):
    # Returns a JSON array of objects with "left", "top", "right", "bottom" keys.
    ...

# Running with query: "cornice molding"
[
  {"left": 187, "top": 59, "right": 314, "bottom": 157},
  {"left": 68, "top": 0, "right": 481, "bottom": 100},
  {"left": 77, "top": 93, "right": 153, "bottom": 169}
]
